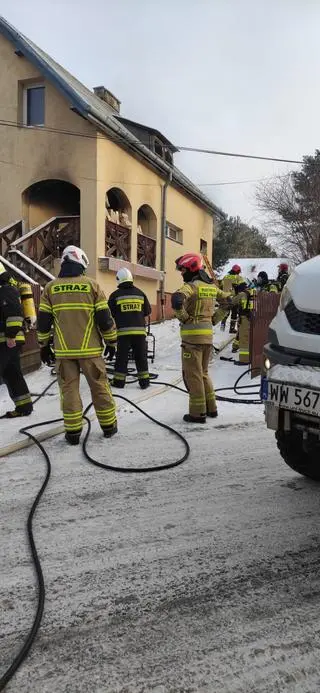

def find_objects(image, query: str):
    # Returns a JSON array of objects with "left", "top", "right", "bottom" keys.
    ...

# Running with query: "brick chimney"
[{"left": 93, "top": 86, "right": 121, "bottom": 113}]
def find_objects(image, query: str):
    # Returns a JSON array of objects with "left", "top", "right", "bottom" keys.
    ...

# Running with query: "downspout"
[{"left": 159, "top": 170, "right": 173, "bottom": 321}]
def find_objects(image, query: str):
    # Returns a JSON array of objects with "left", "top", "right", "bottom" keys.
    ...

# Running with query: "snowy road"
[{"left": 1, "top": 324, "right": 320, "bottom": 692}]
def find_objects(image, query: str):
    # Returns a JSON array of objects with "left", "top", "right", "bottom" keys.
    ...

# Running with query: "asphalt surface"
[{"left": 1, "top": 390, "right": 320, "bottom": 693}]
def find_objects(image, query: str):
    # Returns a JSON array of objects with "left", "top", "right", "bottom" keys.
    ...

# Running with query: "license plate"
[{"left": 265, "top": 379, "right": 320, "bottom": 417}]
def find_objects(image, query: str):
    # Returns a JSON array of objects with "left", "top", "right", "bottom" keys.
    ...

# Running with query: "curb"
[{"left": 0, "top": 375, "right": 183, "bottom": 459}]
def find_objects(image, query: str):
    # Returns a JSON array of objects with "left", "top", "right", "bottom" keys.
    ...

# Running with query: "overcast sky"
[{"left": 1, "top": 0, "right": 318, "bottom": 226}]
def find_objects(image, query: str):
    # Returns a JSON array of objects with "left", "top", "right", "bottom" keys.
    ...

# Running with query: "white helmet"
[
  {"left": 61, "top": 245, "right": 89, "bottom": 269},
  {"left": 116, "top": 268, "right": 133, "bottom": 284}
]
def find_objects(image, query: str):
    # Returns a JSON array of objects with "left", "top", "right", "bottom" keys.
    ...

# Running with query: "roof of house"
[
  {"left": 0, "top": 15, "right": 223, "bottom": 218},
  {"left": 116, "top": 116, "right": 179, "bottom": 153}
]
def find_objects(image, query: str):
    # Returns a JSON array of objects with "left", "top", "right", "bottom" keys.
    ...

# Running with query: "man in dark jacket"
[
  {"left": 108, "top": 268, "right": 151, "bottom": 389},
  {"left": 0, "top": 262, "right": 33, "bottom": 418},
  {"left": 256, "top": 271, "right": 279, "bottom": 293}
]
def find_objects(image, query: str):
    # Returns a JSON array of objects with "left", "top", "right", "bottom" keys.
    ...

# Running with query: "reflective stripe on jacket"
[
  {"left": 9, "top": 278, "right": 37, "bottom": 325},
  {"left": 238, "top": 287, "right": 257, "bottom": 316},
  {"left": 108, "top": 283, "right": 151, "bottom": 338},
  {"left": 0, "top": 283, "right": 25, "bottom": 343},
  {"left": 37, "top": 276, "right": 116, "bottom": 358},
  {"left": 172, "top": 278, "right": 231, "bottom": 345},
  {"left": 222, "top": 273, "right": 245, "bottom": 293}
]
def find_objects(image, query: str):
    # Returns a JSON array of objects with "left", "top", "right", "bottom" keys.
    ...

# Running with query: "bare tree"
[{"left": 256, "top": 151, "right": 320, "bottom": 263}]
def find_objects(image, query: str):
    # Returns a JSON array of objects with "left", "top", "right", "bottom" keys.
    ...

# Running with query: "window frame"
[
  {"left": 166, "top": 222, "right": 183, "bottom": 245},
  {"left": 200, "top": 238, "right": 208, "bottom": 255},
  {"left": 23, "top": 83, "right": 45, "bottom": 127}
]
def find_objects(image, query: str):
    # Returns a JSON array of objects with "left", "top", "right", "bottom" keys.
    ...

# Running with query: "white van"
[{"left": 262, "top": 255, "right": 320, "bottom": 480}]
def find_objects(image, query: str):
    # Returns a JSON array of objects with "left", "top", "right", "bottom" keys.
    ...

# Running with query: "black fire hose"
[
  {"left": 0, "top": 385, "right": 190, "bottom": 692},
  {"left": 151, "top": 367, "right": 262, "bottom": 406},
  {"left": 0, "top": 362, "right": 261, "bottom": 690}
]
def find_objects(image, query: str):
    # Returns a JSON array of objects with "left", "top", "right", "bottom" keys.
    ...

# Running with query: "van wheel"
[{"left": 276, "top": 430, "right": 320, "bottom": 481}]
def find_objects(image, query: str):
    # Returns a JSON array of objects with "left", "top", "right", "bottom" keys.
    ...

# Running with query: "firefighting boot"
[
  {"left": 139, "top": 379, "right": 150, "bottom": 390},
  {"left": 65, "top": 431, "right": 81, "bottom": 445},
  {"left": 183, "top": 414, "right": 206, "bottom": 424},
  {"left": 112, "top": 379, "right": 125, "bottom": 389},
  {"left": 2, "top": 406, "right": 33, "bottom": 418},
  {"left": 103, "top": 423, "right": 118, "bottom": 438},
  {"left": 206, "top": 410, "right": 218, "bottom": 418}
]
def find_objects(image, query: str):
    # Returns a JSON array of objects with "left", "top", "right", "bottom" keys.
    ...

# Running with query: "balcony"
[
  {"left": 137, "top": 234, "right": 156, "bottom": 268},
  {"left": 105, "top": 220, "right": 131, "bottom": 261}
]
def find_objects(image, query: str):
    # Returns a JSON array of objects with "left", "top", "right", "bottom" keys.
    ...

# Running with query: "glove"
[
  {"left": 104, "top": 344, "right": 116, "bottom": 361},
  {"left": 40, "top": 343, "right": 55, "bottom": 366}
]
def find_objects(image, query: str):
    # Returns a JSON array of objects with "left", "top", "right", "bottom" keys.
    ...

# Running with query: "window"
[
  {"left": 154, "top": 139, "right": 163, "bottom": 157},
  {"left": 166, "top": 223, "right": 183, "bottom": 244},
  {"left": 200, "top": 238, "right": 208, "bottom": 255},
  {"left": 24, "top": 85, "right": 45, "bottom": 126},
  {"left": 165, "top": 149, "right": 173, "bottom": 165}
]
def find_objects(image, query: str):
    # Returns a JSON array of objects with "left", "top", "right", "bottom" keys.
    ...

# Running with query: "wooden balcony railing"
[
  {"left": 8, "top": 249, "right": 54, "bottom": 286},
  {"left": 137, "top": 234, "right": 156, "bottom": 268},
  {"left": 0, "top": 220, "right": 23, "bottom": 256},
  {"left": 10, "top": 216, "right": 80, "bottom": 272},
  {"left": 105, "top": 220, "right": 131, "bottom": 261}
]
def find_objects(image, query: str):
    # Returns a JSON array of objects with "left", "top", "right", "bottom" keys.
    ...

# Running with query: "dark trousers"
[
  {"left": 0, "top": 344, "right": 33, "bottom": 413},
  {"left": 222, "top": 305, "right": 239, "bottom": 331},
  {"left": 230, "top": 305, "right": 239, "bottom": 330},
  {"left": 113, "top": 335, "right": 149, "bottom": 386}
]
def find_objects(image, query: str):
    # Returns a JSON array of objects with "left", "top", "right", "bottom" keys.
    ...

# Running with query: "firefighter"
[
  {"left": 277, "top": 263, "right": 289, "bottom": 291},
  {"left": 175, "top": 255, "right": 214, "bottom": 284},
  {"left": 231, "top": 281, "right": 256, "bottom": 364},
  {"left": 108, "top": 268, "right": 151, "bottom": 389},
  {"left": 0, "top": 262, "right": 33, "bottom": 418},
  {"left": 172, "top": 253, "right": 231, "bottom": 423},
  {"left": 256, "top": 271, "right": 279, "bottom": 293},
  {"left": 221, "top": 264, "right": 244, "bottom": 332},
  {"left": 37, "top": 245, "right": 117, "bottom": 445}
]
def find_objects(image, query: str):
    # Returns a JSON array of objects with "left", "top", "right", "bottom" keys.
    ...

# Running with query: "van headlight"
[
  {"left": 279, "top": 285, "right": 292, "bottom": 311},
  {"left": 264, "top": 358, "right": 271, "bottom": 370}
]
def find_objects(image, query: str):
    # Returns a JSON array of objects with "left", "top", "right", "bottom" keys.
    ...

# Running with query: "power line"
[
  {"left": 0, "top": 119, "right": 303, "bottom": 166},
  {"left": 177, "top": 145, "right": 302, "bottom": 165},
  {"left": 197, "top": 175, "right": 289, "bottom": 187},
  {"left": 108, "top": 174, "right": 290, "bottom": 188}
]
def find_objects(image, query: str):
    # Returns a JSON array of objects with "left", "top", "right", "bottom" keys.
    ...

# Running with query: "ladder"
[{"left": 201, "top": 254, "right": 219, "bottom": 286}]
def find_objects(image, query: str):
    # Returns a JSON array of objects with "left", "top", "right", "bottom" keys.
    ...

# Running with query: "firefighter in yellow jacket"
[
  {"left": 221, "top": 264, "right": 245, "bottom": 332},
  {"left": 231, "top": 281, "right": 256, "bottom": 364},
  {"left": 37, "top": 245, "right": 117, "bottom": 445},
  {"left": 171, "top": 253, "right": 231, "bottom": 423}
]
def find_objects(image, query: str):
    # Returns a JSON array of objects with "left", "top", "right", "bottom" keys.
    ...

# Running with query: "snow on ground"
[
  {"left": 3, "top": 320, "right": 320, "bottom": 692},
  {"left": 0, "top": 320, "right": 236, "bottom": 451}
]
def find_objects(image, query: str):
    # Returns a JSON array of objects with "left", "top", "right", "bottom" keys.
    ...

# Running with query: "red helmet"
[
  {"left": 231, "top": 264, "right": 241, "bottom": 274},
  {"left": 279, "top": 263, "right": 288, "bottom": 272},
  {"left": 176, "top": 253, "right": 202, "bottom": 272}
]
